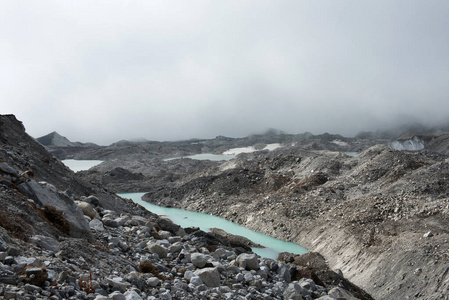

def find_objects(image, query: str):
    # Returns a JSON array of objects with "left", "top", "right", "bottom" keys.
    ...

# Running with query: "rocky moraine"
[{"left": 0, "top": 116, "right": 376, "bottom": 299}]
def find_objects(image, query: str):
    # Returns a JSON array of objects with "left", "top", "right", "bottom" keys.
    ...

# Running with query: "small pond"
[
  {"left": 62, "top": 159, "right": 103, "bottom": 172},
  {"left": 163, "top": 153, "right": 235, "bottom": 162}
]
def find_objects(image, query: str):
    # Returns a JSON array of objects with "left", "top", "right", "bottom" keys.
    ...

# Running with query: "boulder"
[
  {"left": 75, "top": 201, "right": 100, "bottom": 219},
  {"left": 18, "top": 180, "right": 89, "bottom": 237},
  {"left": 147, "top": 277, "right": 160, "bottom": 287},
  {"left": 89, "top": 219, "right": 105, "bottom": 232},
  {"left": 194, "top": 267, "right": 220, "bottom": 287},
  {"left": 106, "top": 277, "right": 131, "bottom": 292},
  {"left": 124, "top": 290, "right": 143, "bottom": 300},
  {"left": 147, "top": 242, "right": 168, "bottom": 258},
  {"left": 283, "top": 282, "right": 305, "bottom": 300},
  {"left": 191, "top": 253, "right": 208, "bottom": 268},
  {"left": 236, "top": 253, "right": 259, "bottom": 270}
]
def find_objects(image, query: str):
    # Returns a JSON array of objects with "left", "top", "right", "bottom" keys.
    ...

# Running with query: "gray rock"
[
  {"left": 168, "top": 242, "right": 183, "bottom": 253},
  {"left": 316, "top": 296, "right": 337, "bottom": 300},
  {"left": 106, "top": 277, "right": 132, "bottom": 292},
  {"left": 30, "top": 235, "right": 60, "bottom": 253},
  {"left": 0, "top": 162, "right": 17, "bottom": 176},
  {"left": 236, "top": 253, "right": 259, "bottom": 270},
  {"left": 194, "top": 267, "right": 220, "bottom": 287},
  {"left": 0, "top": 236, "right": 8, "bottom": 251},
  {"left": 109, "top": 291, "right": 126, "bottom": 300},
  {"left": 283, "top": 282, "right": 305, "bottom": 300},
  {"left": 190, "top": 275, "right": 203, "bottom": 286},
  {"left": 147, "top": 277, "right": 160, "bottom": 287},
  {"left": 328, "top": 287, "right": 359, "bottom": 300},
  {"left": 277, "top": 263, "right": 291, "bottom": 283},
  {"left": 89, "top": 219, "right": 105, "bottom": 231},
  {"left": 23, "top": 284, "right": 42, "bottom": 293},
  {"left": 115, "top": 216, "right": 131, "bottom": 226},
  {"left": 147, "top": 242, "right": 168, "bottom": 258},
  {"left": 85, "top": 195, "right": 100, "bottom": 207},
  {"left": 103, "top": 218, "right": 120, "bottom": 228},
  {"left": 191, "top": 253, "right": 208, "bottom": 268},
  {"left": 124, "top": 290, "right": 143, "bottom": 300},
  {"left": 18, "top": 180, "right": 89, "bottom": 237}
]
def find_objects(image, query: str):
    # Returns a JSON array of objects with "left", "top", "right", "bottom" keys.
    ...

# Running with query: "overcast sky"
[{"left": 2, "top": 1, "right": 449, "bottom": 145}]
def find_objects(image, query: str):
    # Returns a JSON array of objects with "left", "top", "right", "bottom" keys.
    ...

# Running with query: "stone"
[
  {"left": 89, "top": 219, "right": 105, "bottom": 231},
  {"left": 0, "top": 162, "right": 17, "bottom": 176},
  {"left": 0, "top": 236, "right": 8, "bottom": 251},
  {"left": 106, "top": 277, "right": 132, "bottom": 292},
  {"left": 277, "top": 263, "right": 291, "bottom": 283},
  {"left": 190, "top": 275, "right": 203, "bottom": 286},
  {"left": 191, "top": 253, "right": 208, "bottom": 268},
  {"left": 283, "top": 282, "right": 305, "bottom": 300},
  {"left": 124, "top": 290, "right": 143, "bottom": 300},
  {"left": 212, "top": 248, "right": 227, "bottom": 259},
  {"left": 30, "top": 235, "right": 60, "bottom": 253},
  {"left": 147, "top": 242, "right": 168, "bottom": 258},
  {"left": 158, "top": 230, "right": 171, "bottom": 239},
  {"left": 17, "top": 179, "right": 89, "bottom": 237},
  {"left": 75, "top": 201, "right": 100, "bottom": 219},
  {"left": 86, "top": 195, "right": 100, "bottom": 207},
  {"left": 147, "top": 277, "right": 160, "bottom": 287},
  {"left": 236, "top": 253, "right": 259, "bottom": 270},
  {"left": 169, "top": 242, "right": 183, "bottom": 253},
  {"left": 328, "top": 287, "right": 359, "bottom": 300},
  {"left": 423, "top": 231, "right": 434, "bottom": 238},
  {"left": 104, "top": 218, "right": 120, "bottom": 228},
  {"left": 115, "top": 216, "right": 131, "bottom": 226},
  {"left": 109, "top": 291, "right": 126, "bottom": 300},
  {"left": 194, "top": 267, "right": 220, "bottom": 287}
]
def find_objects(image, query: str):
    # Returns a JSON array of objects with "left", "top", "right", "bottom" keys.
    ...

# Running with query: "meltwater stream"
[
  {"left": 119, "top": 193, "right": 307, "bottom": 259},
  {"left": 61, "top": 160, "right": 308, "bottom": 259}
]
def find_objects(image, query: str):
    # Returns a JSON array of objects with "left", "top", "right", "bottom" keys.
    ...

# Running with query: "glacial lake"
[
  {"left": 119, "top": 192, "right": 308, "bottom": 259},
  {"left": 62, "top": 159, "right": 103, "bottom": 172},
  {"left": 163, "top": 153, "right": 235, "bottom": 162}
]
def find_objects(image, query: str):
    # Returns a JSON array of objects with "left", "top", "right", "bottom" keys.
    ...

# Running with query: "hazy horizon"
[{"left": 2, "top": 1, "right": 449, "bottom": 145}]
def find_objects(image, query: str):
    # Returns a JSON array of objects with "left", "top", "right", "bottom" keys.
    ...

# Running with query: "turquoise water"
[
  {"left": 62, "top": 159, "right": 103, "bottom": 172},
  {"left": 119, "top": 192, "right": 307, "bottom": 259},
  {"left": 344, "top": 152, "right": 358, "bottom": 157},
  {"left": 163, "top": 153, "right": 235, "bottom": 162}
]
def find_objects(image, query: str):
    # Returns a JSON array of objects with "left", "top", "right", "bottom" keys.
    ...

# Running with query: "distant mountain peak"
[{"left": 36, "top": 132, "right": 76, "bottom": 147}]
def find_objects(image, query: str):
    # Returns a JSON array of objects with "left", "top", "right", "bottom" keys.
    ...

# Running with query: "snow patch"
[
  {"left": 331, "top": 140, "right": 349, "bottom": 147},
  {"left": 223, "top": 143, "right": 282, "bottom": 155}
]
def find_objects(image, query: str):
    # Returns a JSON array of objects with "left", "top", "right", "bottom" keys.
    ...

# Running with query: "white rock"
[{"left": 147, "top": 277, "right": 160, "bottom": 287}]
